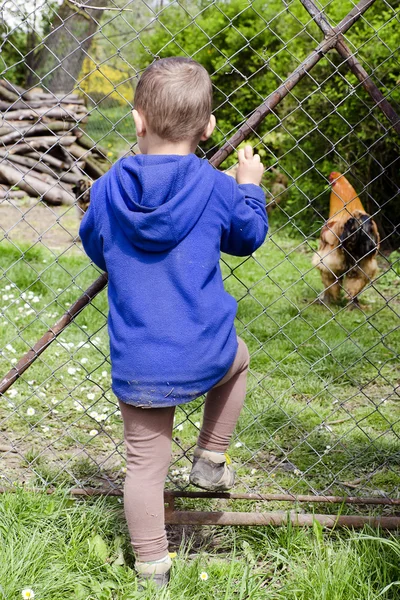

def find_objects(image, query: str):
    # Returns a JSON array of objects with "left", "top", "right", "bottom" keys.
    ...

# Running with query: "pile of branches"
[{"left": 0, "top": 80, "right": 109, "bottom": 205}]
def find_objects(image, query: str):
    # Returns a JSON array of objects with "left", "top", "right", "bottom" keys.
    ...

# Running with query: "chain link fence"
[{"left": 0, "top": 0, "right": 399, "bottom": 522}]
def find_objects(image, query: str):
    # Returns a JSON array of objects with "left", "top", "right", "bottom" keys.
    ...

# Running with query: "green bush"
[{"left": 135, "top": 0, "right": 400, "bottom": 246}]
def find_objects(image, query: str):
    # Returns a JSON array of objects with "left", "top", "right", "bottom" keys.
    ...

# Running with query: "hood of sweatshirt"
[{"left": 107, "top": 153, "right": 216, "bottom": 252}]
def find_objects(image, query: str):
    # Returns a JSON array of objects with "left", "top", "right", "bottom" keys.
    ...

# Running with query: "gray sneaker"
[
  {"left": 189, "top": 447, "right": 235, "bottom": 491},
  {"left": 136, "top": 554, "right": 171, "bottom": 589}
]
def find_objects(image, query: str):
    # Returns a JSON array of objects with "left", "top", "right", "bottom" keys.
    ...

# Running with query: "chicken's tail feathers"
[{"left": 340, "top": 211, "right": 379, "bottom": 263}]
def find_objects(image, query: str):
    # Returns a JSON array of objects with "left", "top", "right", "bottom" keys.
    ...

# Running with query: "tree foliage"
[{"left": 134, "top": 0, "right": 400, "bottom": 247}]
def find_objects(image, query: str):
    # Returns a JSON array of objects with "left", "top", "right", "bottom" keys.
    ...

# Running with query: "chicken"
[{"left": 312, "top": 172, "right": 380, "bottom": 305}]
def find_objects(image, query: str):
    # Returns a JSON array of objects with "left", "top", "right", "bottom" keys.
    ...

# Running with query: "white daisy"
[
  {"left": 68, "top": 367, "right": 76, "bottom": 375},
  {"left": 26, "top": 407, "right": 35, "bottom": 416},
  {"left": 89, "top": 429, "right": 98, "bottom": 436},
  {"left": 199, "top": 572, "right": 209, "bottom": 581},
  {"left": 87, "top": 393, "right": 95, "bottom": 401},
  {"left": 21, "top": 589, "right": 35, "bottom": 599}
]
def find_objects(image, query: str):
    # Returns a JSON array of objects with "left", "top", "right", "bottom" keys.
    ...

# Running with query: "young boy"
[{"left": 79, "top": 56, "right": 268, "bottom": 587}]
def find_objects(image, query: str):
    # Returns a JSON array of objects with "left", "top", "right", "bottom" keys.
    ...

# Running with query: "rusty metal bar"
[
  {"left": 164, "top": 508, "right": 400, "bottom": 530},
  {"left": 1, "top": 486, "right": 398, "bottom": 528},
  {"left": 166, "top": 490, "right": 400, "bottom": 506},
  {"left": 0, "top": 0, "right": 378, "bottom": 397},
  {"left": 300, "top": 0, "right": 400, "bottom": 135},
  {"left": 0, "top": 273, "right": 108, "bottom": 395},
  {"left": 1, "top": 485, "right": 399, "bottom": 507},
  {"left": 334, "top": 0, "right": 376, "bottom": 35}
]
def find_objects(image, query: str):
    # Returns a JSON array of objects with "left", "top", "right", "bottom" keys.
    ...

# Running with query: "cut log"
[
  {"left": 0, "top": 121, "right": 77, "bottom": 145},
  {"left": 0, "top": 151, "right": 81, "bottom": 184},
  {"left": 3, "top": 107, "right": 88, "bottom": 122},
  {"left": 0, "top": 86, "right": 19, "bottom": 103},
  {"left": 0, "top": 188, "right": 28, "bottom": 199},
  {"left": 1, "top": 79, "right": 110, "bottom": 208},
  {"left": 0, "top": 162, "right": 75, "bottom": 205}
]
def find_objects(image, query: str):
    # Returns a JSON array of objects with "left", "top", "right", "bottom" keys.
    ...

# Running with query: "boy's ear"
[
  {"left": 200, "top": 114, "right": 216, "bottom": 141},
  {"left": 132, "top": 109, "right": 146, "bottom": 137}
]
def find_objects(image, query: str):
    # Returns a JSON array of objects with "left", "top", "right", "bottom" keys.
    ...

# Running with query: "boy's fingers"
[
  {"left": 253, "top": 153, "right": 260, "bottom": 162},
  {"left": 238, "top": 148, "right": 245, "bottom": 163},
  {"left": 244, "top": 145, "right": 253, "bottom": 159}
]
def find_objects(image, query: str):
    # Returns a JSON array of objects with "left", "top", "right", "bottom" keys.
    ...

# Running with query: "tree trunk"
[{"left": 27, "top": 0, "right": 110, "bottom": 93}]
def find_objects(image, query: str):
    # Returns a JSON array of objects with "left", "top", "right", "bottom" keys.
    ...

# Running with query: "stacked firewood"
[{"left": 0, "top": 79, "right": 109, "bottom": 206}]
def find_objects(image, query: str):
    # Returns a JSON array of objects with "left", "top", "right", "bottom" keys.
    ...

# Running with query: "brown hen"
[{"left": 312, "top": 172, "right": 380, "bottom": 305}]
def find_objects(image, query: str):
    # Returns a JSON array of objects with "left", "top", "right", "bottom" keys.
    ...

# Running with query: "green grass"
[
  {"left": 0, "top": 232, "right": 399, "bottom": 499},
  {"left": 0, "top": 489, "right": 399, "bottom": 599},
  {"left": 1, "top": 224, "right": 399, "bottom": 596}
]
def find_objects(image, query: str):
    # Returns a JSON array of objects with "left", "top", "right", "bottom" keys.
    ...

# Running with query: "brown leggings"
[{"left": 119, "top": 338, "right": 250, "bottom": 562}]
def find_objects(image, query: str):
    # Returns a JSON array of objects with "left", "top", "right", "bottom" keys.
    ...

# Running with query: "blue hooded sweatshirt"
[{"left": 79, "top": 153, "right": 268, "bottom": 407}]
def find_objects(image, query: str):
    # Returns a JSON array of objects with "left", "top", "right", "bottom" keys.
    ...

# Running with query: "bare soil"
[{"left": 0, "top": 195, "right": 80, "bottom": 250}]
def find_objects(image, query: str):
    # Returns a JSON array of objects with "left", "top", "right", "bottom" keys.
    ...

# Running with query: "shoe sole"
[{"left": 189, "top": 474, "right": 234, "bottom": 492}]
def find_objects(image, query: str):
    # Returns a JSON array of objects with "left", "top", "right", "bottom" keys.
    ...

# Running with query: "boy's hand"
[{"left": 236, "top": 145, "right": 264, "bottom": 186}]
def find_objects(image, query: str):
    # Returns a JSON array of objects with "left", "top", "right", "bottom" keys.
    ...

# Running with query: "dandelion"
[
  {"left": 26, "top": 407, "right": 35, "bottom": 416},
  {"left": 199, "top": 572, "right": 209, "bottom": 581},
  {"left": 89, "top": 429, "right": 98, "bottom": 436},
  {"left": 21, "top": 589, "right": 35, "bottom": 599}
]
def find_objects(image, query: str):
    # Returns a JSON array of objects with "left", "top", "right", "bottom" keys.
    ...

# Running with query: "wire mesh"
[{"left": 0, "top": 0, "right": 399, "bottom": 516}]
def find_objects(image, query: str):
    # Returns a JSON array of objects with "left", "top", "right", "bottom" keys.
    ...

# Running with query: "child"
[{"left": 79, "top": 56, "right": 268, "bottom": 587}]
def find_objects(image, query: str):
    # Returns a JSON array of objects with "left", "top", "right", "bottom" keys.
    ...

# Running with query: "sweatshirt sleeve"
[
  {"left": 79, "top": 198, "right": 107, "bottom": 272},
  {"left": 221, "top": 182, "right": 268, "bottom": 257}
]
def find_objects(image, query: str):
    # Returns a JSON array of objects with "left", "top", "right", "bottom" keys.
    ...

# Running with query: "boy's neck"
[{"left": 142, "top": 134, "right": 197, "bottom": 156}]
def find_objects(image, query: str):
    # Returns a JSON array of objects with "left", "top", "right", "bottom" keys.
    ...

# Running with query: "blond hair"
[{"left": 134, "top": 57, "right": 213, "bottom": 143}]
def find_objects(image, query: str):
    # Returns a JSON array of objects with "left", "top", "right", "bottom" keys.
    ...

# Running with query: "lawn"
[
  {"left": 0, "top": 227, "right": 399, "bottom": 499},
  {"left": 0, "top": 175, "right": 399, "bottom": 598},
  {"left": 1, "top": 489, "right": 400, "bottom": 599}
]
